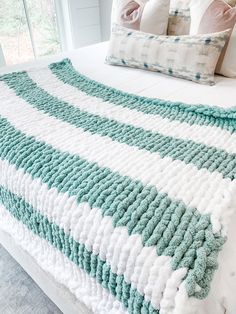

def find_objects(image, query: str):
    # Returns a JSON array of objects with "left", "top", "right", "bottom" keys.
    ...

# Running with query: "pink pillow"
[
  {"left": 112, "top": 0, "right": 170, "bottom": 35},
  {"left": 119, "top": 1, "right": 145, "bottom": 30},
  {"left": 190, "top": 0, "right": 236, "bottom": 77}
]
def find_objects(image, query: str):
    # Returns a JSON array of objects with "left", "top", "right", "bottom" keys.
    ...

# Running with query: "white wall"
[
  {"left": 57, "top": 0, "right": 102, "bottom": 50},
  {"left": 68, "top": 0, "right": 102, "bottom": 48},
  {"left": 57, "top": 0, "right": 112, "bottom": 50},
  {"left": 99, "top": 0, "right": 113, "bottom": 41}
]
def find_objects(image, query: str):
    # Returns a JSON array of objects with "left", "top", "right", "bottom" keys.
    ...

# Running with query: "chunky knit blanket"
[{"left": 0, "top": 59, "right": 236, "bottom": 314}]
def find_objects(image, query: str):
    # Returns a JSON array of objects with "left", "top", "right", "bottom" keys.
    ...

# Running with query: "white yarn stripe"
[
  {"left": 0, "top": 205, "right": 127, "bottom": 314},
  {"left": 0, "top": 81, "right": 235, "bottom": 235},
  {"left": 0, "top": 158, "right": 188, "bottom": 309},
  {"left": 29, "top": 67, "right": 236, "bottom": 155},
  {"left": 170, "top": 282, "right": 201, "bottom": 314}
]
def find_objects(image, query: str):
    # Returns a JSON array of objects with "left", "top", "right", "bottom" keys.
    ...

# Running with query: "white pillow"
[
  {"left": 189, "top": 0, "right": 236, "bottom": 77},
  {"left": 111, "top": 0, "right": 170, "bottom": 35}
]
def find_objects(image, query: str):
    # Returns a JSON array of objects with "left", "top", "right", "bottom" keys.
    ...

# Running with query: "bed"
[{"left": 0, "top": 41, "right": 236, "bottom": 314}]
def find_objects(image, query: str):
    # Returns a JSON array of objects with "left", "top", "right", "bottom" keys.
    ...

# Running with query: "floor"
[{"left": 0, "top": 245, "right": 62, "bottom": 314}]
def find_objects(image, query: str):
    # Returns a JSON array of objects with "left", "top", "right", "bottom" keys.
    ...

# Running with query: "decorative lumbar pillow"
[
  {"left": 168, "top": 0, "right": 191, "bottom": 36},
  {"left": 111, "top": 0, "right": 170, "bottom": 35},
  {"left": 106, "top": 24, "right": 230, "bottom": 85},
  {"left": 189, "top": 0, "right": 236, "bottom": 77}
]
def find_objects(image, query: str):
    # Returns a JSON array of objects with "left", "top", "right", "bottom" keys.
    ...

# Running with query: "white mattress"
[{"left": 0, "top": 41, "right": 236, "bottom": 314}]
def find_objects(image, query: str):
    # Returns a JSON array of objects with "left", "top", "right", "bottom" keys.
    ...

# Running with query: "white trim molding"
[
  {"left": 54, "top": 0, "right": 74, "bottom": 51},
  {"left": 0, "top": 44, "right": 6, "bottom": 67}
]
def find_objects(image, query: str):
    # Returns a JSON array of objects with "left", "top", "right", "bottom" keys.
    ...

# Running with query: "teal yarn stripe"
[
  {"left": 0, "top": 117, "right": 225, "bottom": 299},
  {"left": 50, "top": 59, "right": 236, "bottom": 132},
  {"left": 0, "top": 186, "right": 158, "bottom": 314},
  {"left": 1, "top": 71, "right": 236, "bottom": 180}
]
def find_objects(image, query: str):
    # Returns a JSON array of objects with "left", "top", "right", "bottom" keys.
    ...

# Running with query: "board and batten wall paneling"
[
  {"left": 56, "top": 0, "right": 112, "bottom": 49},
  {"left": 99, "top": 0, "right": 113, "bottom": 41},
  {"left": 68, "top": 0, "right": 102, "bottom": 48}
]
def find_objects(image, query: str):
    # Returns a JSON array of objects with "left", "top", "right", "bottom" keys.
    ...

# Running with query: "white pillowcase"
[
  {"left": 111, "top": 0, "right": 170, "bottom": 35},
  {"left": 189, "top": 0, "right": 236, "bottom": 77}
]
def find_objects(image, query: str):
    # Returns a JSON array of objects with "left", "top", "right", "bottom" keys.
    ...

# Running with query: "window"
[{"left": 0, "top": 0, "right": 61, "bottom": 65}]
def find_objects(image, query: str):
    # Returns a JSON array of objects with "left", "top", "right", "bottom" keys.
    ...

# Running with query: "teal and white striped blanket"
[{"left": 0, "top": 59, "right": 236, "bottom": 314}]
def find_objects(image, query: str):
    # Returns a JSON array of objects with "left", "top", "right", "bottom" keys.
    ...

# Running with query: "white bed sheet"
[
  {"left": 0, "top": 41, "right": 236, "bottom": 314},
  {"left": 1, "top": 42, "right": 236, "bottom": 109}
]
